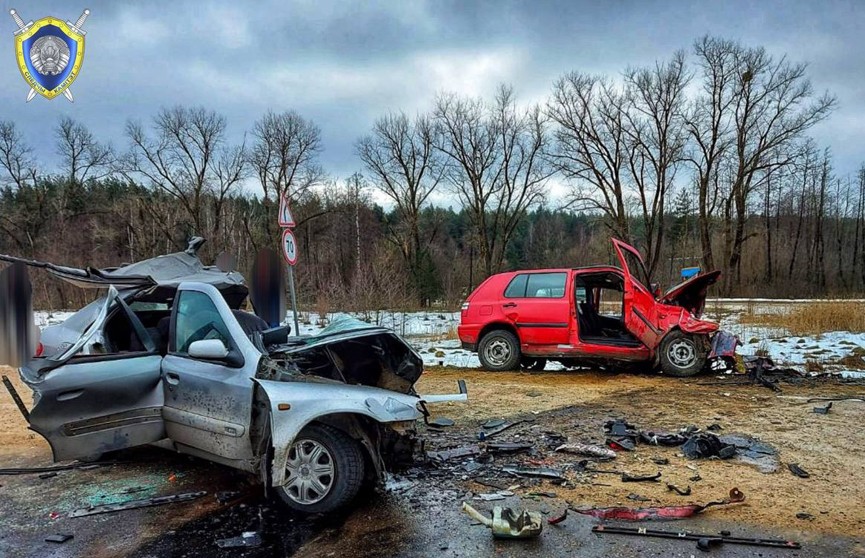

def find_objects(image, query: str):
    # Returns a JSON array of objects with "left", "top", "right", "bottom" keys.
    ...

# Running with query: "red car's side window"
[{"left": 504, "top": 274, "right": 528, "bottom": 297}]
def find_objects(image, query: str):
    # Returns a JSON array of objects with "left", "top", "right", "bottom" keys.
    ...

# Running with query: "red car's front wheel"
[{"left": 658, "top": 331, "right": 707, "bottom": 377}]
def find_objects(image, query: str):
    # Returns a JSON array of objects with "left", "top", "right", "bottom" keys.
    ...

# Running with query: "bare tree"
[
  {"left": 622, "top": 50, "right": 691, "bottom": 276},
  {"left": 690, "top": 37, "right": 835, "bottom": 290},
  {"left": 55, "top": 116, "right": 113, "bottom": 185},
  {"left": 435, "top": 85, "right": 550, "bottom": 277},
  {"left": 0, "top": 121, "right": 38, "bottom": 190},
  {"left": 548, "top": 73, "right": 630, "bottom": 240},
  {"left": 357, "top": 112, "right": 442, "bottom": 299},
  {"left": 123, "top": 106, "right": 247, "bottom": 239},
  {"left": 250, "top": 110, "right": 322, "bottom": 237}
]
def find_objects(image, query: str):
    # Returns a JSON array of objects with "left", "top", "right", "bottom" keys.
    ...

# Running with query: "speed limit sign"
[{"left": 281, "top": 229, "right": 298, "bottom": 266}]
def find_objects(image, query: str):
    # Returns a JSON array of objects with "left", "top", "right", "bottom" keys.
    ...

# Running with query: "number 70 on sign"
[{"left": 281, "top": 229, "right": 298, "bottom": 266}]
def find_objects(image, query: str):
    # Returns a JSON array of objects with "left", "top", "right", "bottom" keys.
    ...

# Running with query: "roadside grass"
[{"left": 738, "top": 301, "right": 865, "bottom": 336}]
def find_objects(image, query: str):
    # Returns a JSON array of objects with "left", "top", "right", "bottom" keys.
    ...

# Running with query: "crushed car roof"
[{"left": 0, "top": 237, "right": 245, "bottom": 291}]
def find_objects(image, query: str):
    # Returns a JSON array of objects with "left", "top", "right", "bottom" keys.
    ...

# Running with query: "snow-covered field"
[{"left": 32, "top": 298, "right": 865, "bottom": 375}]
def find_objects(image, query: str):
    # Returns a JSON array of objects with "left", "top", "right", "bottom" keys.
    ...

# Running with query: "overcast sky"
[{"left": 0, "top": 0, "right": 862, "bottom": 202}]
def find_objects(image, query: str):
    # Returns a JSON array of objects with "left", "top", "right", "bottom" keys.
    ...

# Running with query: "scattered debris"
[
  {"left": 216, "top": 531, "right": 263, "bottom": 549},
  {"left": 482, "top": 419, "right": 506, "bottom": 429},
  {"left": 788, "top": 463, "right": 810, "bottom": 479},
  {"left": 555, "top": 443, "right": 616, "bottom": 460},
  {"left": 652, "top": 458, "right": 670, "bottom": 465},
  {"left": 592, "top": 525, "right": 801, "bottom": 550},
  {"left": 547, "top": 509, "right": 568, "bottom": 525},
  {"left": 427, "top": 445, "right": 481, "bottom": 462},
  {"left": 640, "top": 430, "right": 687, "bottom": 446},
  {"left": 627, "top": 493, "right": 651, "bottom": 502},
  {"left": 216, "top": 490, "right": 242, "bottom": 504},
  {"left": 478, "top": 420, "right": 525, "bottom": 440},
  {"left": 486, "top": 442, "right": 533, "bottom": 454},
  {"left": 38, "top": 472, "right": 57, "bottom": 480},
  {"left": 621, "top": 471, "right": 661, "bottom": 483},
  {"left": 461, "top": 502, "right": 543, "bottom": 539},
  {"left": 719, "top": 434, "right": 779, "bottom": 473},
  {"left": 502, "top": 466, "right": 564, "bottom": 480},
  {"left": 473, "top": 491, "right": 514, "bottom": 501},
  {"left": 796, "top": 512, "right": 815, "bottom": 521},
  {"left": 682, "top": 432, "right": 736, "bottom": 460},
  {"left": 706, "top": 423, "right": 723, "bottom": 431},
  {"left": 528, "top": 491, "right": 556, "bottom": 498},
  {"left": 70, "top": 491, "right": 207, "bottom": 518},
  {"left": 604, "top": 419, "right": 638, "bottom": 450},
  {"left": 0, "top": 462, "right": 116, "bottom": 476},
  {"left": 666, "top": 483, "right": 692, "bottom": 496},
  {"left": 813, "top": 402, "right": 833, "bottom": 414},
  {"left": 44, "top": 534, "right": 73, "bottom": 544},
  {"left": 572, "top": 488, "right": 745, "bottom": 521},
  {"left": 428, "top": 417, "right": 455, "bottom": 428}
]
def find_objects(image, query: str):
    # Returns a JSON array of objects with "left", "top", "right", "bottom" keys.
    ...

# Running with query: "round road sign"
[{"left": 281, "top": 229, "right": 298, "bottom": 265}]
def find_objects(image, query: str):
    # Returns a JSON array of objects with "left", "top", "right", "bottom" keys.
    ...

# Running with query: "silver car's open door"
[{"left": 19, "top": 286, "right": 166, "bottom": 462}]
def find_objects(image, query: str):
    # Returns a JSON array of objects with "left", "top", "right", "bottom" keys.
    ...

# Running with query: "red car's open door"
[{"left": 612, "top": 239, "right": 663, "bottom": 349}]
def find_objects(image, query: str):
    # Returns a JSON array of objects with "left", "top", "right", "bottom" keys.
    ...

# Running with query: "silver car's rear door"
[{"left": 20, "top": 287, "right": 165, "bottom": 462}]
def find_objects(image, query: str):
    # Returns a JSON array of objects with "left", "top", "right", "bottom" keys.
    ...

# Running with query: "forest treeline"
[{"left": 1, "top": 36, "right": 863, "bottom": 310}]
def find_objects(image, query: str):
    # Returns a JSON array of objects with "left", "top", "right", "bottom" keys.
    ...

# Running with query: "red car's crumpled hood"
[{"left": 660, "top": 270, "right": 721, "bottom": 317}]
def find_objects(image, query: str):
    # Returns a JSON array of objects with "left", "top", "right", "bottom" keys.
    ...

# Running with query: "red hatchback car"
[{"left": 458, "top": 239, "right": 736, "bottom": 376}]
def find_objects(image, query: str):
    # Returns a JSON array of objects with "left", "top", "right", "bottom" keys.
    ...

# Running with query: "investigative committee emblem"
[{"left": 9, "top": 9, "right": 90, "bottom": 102}]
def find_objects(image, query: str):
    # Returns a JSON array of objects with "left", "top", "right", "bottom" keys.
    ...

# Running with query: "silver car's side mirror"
[{"left": 188, "top": 339, "right": 229, "bottom": 360}]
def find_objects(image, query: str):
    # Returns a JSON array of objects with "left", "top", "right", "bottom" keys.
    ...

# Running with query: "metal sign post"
[{"left": 279, "top": 196, "right": 300, "bottom": 334}]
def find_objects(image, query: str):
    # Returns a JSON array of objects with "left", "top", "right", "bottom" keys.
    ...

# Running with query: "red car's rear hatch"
[{"left": 660, "top": 270, "right": 721, "bottom": 317}]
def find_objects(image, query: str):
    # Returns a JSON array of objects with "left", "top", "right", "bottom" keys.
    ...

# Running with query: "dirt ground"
[
  {"left": 414, "top": 367, "right": 865, "bottom": 540},
  {"left": 1, "top": 364, "right": 864, "bottom": 556}
]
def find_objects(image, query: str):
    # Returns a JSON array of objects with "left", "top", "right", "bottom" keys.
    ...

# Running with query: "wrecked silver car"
[{"left": 1, "top": 240, "right": 466, "bottom": 513}]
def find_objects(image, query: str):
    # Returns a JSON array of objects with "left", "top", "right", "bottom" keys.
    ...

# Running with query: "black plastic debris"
[
  {"left": 621, "top": 471, "right": 661, "bottom": 483},
  {"left": 478, "top": 420, "right": 525, "bottom": 441},
  {"left": 667, "top": 483, "right": 692, "bottom": 496},
  {"left": 812, "top": 402, "right": 832, "bottom": 415},
  {"left": 707, "top": 423, "right": 723, "bottom": 431},
  {"left": 640, "top": 431, "right": 687, "bottom": 446},
  {"left": 45, "top": 534, "right": 73, "bottom": 544},
  {"left": 627, "top": 493, "right": 651, "bottom": 502},
  {"left": 486, "top": 442, "right": 533, "bottom": 454},
  {"left": 429, "top": 417, "right": 455, "bottom": 428},
  {"left": 788, "top": 463, "right": 810, "bottom": 479},
  {"left": 216, "top": 531, "right": 263, "bottom": 549},
  {"left": 652, "top": 458, "right": 670, "bottom": 465},
  {"left": 795, "top": 512, "right": 815, "bottom": 521},
  {"left": 682, "top": 432, "right": 736, "bottom": 460},
  {"left": 483, "top": 419, "right": 506, "bottom": 429}
]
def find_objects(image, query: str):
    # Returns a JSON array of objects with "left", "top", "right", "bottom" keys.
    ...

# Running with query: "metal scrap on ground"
[
  {"left": 69, "top": 491, "right": 207, "bottom": 517},
  {"left": 571, "top": 488, "right": 745, "bottom": 521},
  {"left": 461, "top": 502, "right": 543, "bottom": 539}
]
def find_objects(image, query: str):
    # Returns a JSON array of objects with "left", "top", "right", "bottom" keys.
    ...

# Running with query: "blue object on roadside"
[{"left": 680, "top": 267, "right": 701, "bottom": 280}]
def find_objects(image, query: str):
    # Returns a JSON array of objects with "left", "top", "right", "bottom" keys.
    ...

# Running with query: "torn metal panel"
[
  {"left": 70, "top": 491, "right": 207, "bottom": 517},
  {"left": 461, "top": 502, "right": 543, "bottom": 539},
  {"left": 573, "top": 487, "right": 745, "bottom": 520}
]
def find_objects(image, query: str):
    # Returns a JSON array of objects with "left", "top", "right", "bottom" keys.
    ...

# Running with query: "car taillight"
[
  {"left": 461, "top": 302, "right": 469, "bottom": 311},
  {"left": 34, "top": 343, "right": 44, "bottom": 357}
]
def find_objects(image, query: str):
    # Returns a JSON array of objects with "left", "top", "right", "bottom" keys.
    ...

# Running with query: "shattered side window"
[{"left": 174, "top": 291, "right": 232, "bottom": 354}]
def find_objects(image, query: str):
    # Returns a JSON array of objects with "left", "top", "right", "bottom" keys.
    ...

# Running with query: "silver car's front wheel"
[
  {"left": 284, "top": 439, "right": 335, "bottom": 505},
  {"left": 276, "top": 423, "right": 365, "bottom": 513}
]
